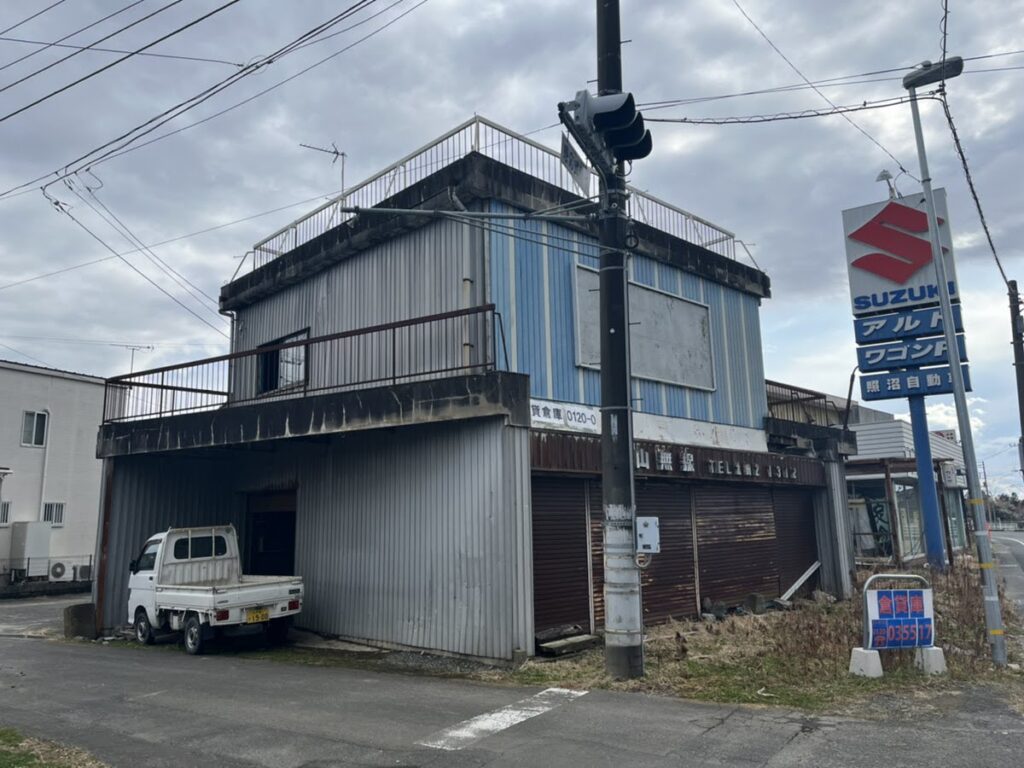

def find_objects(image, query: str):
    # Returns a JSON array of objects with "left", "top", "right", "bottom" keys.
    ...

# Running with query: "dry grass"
[
  {"left": 0, "top": 728, "right": 106, "bottom": 768},
  {"left": 482, "top": 560, "right": 1024, "bottom": 712}
]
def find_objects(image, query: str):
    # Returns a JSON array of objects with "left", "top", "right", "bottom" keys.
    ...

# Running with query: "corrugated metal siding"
[
  {"left": 96, "top": 455, "right": 243, "bottom": 629},
  {"left": 694, "top": 486, "right": 778, "bottom": 603},
  {"left": 486, "top": 200, "right": 767, "bottom": 430},
  {"left": 851, "top": 421, "right": 915, "bottom": 459},
  {"left": 99, "top": 420, "right": 533, "bottom": 660},
  {"left": 236, "top": 218, "right": 478, "bottom": 348},
  {"left": 772, "top": 489, "right": 819, "bottom": 595},
  {"left": 531, "top": 477, "right": 591, "bottom": 632}
]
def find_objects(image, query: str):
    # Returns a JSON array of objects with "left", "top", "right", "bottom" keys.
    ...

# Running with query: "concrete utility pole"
[
  {"left": 1007, "top": 280, "right": 1024, "bottom": 481},
  {"left": 595, "top": 0, "right": 643, "bottom": 679},
  {"left": 904, "top": 57, "right": 1007, "bottom": 665}
]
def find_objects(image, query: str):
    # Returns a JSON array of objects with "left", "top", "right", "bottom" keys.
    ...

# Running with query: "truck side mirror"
[{"left": 129, "top": 559, "right": 138, "bottom": 574}]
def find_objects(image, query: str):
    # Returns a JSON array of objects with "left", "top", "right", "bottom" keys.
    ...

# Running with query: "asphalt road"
[
  {"left": 0, "top": 638, "right": 1022, "bottom": 768},
  {"left": 0, "top": 595, "right": 85, "bottom": 637},
  {"left": 992, "top": 532, "right": 1024, "bottom": 612}
]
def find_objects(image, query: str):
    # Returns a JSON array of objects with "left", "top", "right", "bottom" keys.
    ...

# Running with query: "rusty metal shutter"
[
  {"left": 532, "top": 476, "right": 591, "bottom": 633},
  {"left": 636, "top": 481, "right": 698, "bottom": 622},
  {"left": 772, "top": 488, "right": 819, "bottom": 596},
  {"left": 590, "top": 481, "right": 698, "bottom": 627},
  {"left": 695, "top": 485, "right": 778, "bottom": 604}
]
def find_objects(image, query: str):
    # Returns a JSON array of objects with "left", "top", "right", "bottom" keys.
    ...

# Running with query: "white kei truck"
[{"left": 128, "top": 526, "right": 304, "bottom": 655}]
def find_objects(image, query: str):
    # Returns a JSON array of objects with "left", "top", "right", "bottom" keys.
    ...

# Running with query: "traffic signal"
[{"left": 567, "top": 89, "right": 652, "bottom": 173}]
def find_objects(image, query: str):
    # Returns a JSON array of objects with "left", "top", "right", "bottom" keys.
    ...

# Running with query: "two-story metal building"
[{"left": 93, "top": 117, "right": 852, "bottom": 660}]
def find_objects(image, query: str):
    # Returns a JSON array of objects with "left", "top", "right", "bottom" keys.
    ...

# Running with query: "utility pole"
[
  {"left": 1008, "top": 280, "right": 1024, "bottom": 481},
  {"left": 904, "top": 57, "right": 1006, "bottom": 665},
  {"left": 594, "top": 0, "right": 643, "bottom": 680}
]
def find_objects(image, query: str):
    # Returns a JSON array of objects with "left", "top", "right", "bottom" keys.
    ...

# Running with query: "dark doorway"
[{"left": 245, "top": 491, "right": 297, "bottom": 576}]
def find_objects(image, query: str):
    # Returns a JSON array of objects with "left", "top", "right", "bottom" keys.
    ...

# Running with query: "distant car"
[{"left": 128, "top": 525, "right": 303, "bottom": 654}]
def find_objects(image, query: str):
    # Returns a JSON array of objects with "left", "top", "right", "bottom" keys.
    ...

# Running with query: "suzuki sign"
[{"left": 842, "top": 190, "right": 958, "bottom": 317}]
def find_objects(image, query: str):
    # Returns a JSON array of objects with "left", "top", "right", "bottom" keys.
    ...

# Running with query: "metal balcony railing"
[
  {"left": 103, "top": 305, "right": 508, "bottom": 423},
  {"left": 765, "top": 379, "right": 845, "bottom": 428},
  {"left": 238, "top": 115, "right": 736, "bottom": 277}
]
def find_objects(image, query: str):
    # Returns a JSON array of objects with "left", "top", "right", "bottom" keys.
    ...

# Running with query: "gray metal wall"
[
  {"left": 97, "top": 418, "right": 534, "bottom": 660},
  {"left": 233, "top": 218, "right": 482, "bottom": 351}
]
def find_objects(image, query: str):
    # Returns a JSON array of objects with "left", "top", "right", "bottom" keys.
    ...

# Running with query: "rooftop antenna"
[
  {"left": 111, "top": 343, "right": 154, "bottom": 372},
  {"left": 736, "top": 240, "right": 762, "bottom": 271},
  {"left": 300, "top": 142, "right": 346, "bottom": 204},
  {"left": 875, "top": 169, "right": 899, "bottom": 199}
]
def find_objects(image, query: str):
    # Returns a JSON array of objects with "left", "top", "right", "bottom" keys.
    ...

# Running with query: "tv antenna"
[{"left": 300, "top": 142, "right": 346, "bottom": 201}]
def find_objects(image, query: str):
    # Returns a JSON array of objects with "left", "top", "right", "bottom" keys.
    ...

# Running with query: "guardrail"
[
  {"left": 243, "top": 115, "right": 735, "bottom": 275},
  {"left": 103, "top": 305, "right": 508, "bottom": 423}
]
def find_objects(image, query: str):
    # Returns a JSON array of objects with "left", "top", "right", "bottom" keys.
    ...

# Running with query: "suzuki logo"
[{"left": 848, "top": 202, "right": 944, "bottom": 284}]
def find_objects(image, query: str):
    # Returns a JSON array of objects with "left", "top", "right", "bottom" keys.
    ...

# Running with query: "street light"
[{"left": 902, "top": 55, "right": 1007, "bottom": 666}]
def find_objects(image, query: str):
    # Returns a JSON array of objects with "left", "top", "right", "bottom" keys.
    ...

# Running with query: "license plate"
[{"left": 245, "top": 607, "right": 269, "bottom": 624}]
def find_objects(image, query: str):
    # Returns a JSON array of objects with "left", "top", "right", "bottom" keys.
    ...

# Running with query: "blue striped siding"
[
  {"left": 486, "top": 200, "right": 765, "bottom": 429},
  {"left": 582, "top": 368, "right": 601, "bottom": 405},
  {"left": 547, "top": 223, "right": 577, "bottom": 401},
  {"left": 513, "top": 216, "right": 547, "bottom": 397},
  {"left": 631, "top": 255, "right": 656, "bottom": 287}
]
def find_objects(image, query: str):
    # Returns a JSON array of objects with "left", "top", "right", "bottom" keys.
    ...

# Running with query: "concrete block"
[
  {"left": 914, "top": 646, "right": 948, "bottom": 675},
  {"left": 63, "top": 602, "right": 97, "bottom": 640},
  {"left": 849, "top": 647, "right": 883, "bottom": 678}
]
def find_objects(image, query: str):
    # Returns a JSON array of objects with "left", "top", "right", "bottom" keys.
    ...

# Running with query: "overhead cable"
[
  {"left": 0, "top": 0, "right": 68, "bottom": 36},
  {"left": 730, "top": 0, "right": 915, "bottom": 178},
  {"left": 0, "top": 0, "right": 244, "bottom": 124},
  {"left": 0, "top": 0, "right": 145, "bottom": 73},
  {"left": 0, "top": 34, "right": 245, "bottom": 68}
]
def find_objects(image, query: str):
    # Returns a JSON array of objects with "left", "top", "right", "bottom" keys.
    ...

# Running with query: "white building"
[{"left": 0, "top": 360, "right": 105, "bottom": 581}]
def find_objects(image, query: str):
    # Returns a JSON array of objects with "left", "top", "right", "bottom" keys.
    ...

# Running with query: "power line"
[
  {"left": 0, "top": 0, "right": 385, "bottom": 200},
  {"left": 0, "top": 187, "right": 344, "bottom": 292},
  {"left": 940, "top": 94, "right": 1009, "bottom": 285},
  {"left": 0, "top": 34, "right": 244, "bottom": 68},
  {"left": 59, "top": 0, "right": 427, "bottom": 173},
  {"left": 646, "top": 93, "right": 934, "bottom": 125},
  {"left": 0, "top": 0, "right": 68, "bottom": 36},
  {"left": 45, "top": 192, "right": 230, "bottom": 338},
  {"left": 0, "top": 341, "right": 54, "bottom": 367},
  {"left": 730, "top": 0, "right": 915, "bottom": 178},
  {"left": 0, "top": 1, "right": 145, "bottom": 73},
  {"left": 0, "top": 334, "right": 220, "bottom": 348},
  {"left": 76, "top": 173, "right": 220, "bottom": 306},
  {"left": 0, "top": 0, "right": 184, "bottom": 96},
  {"left": 0, "top": 0, "right": 243, "bottom": 124}
]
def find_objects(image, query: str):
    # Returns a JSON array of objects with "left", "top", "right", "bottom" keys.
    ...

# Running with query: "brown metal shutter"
[
  {"left": 695, "top": 485, "right": 778, "bottom": 604},
  {"left": 772, "top": 488, "right": 819, "bottom": 596},
  {"left": 590, "top": 481, "right": 698, "bottom": 627},
  {"left": 636, "top": 481, "right": 697, "bottom": 622},
  {"left": 532, "top": 476, "right": 591, "bottom": 633}
]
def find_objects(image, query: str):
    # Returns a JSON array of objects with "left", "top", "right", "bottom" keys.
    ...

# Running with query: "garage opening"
[{"left": 245, "top": 491, "right": 297, "bottom": 576}]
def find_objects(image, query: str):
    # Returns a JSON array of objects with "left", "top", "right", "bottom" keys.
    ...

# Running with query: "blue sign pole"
[{"left": 908, "top": 394, "right": 947, "bottom": 569}]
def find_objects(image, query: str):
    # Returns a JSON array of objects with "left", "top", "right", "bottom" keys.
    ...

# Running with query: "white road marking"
[{"left": 417, "top": 687, "right": 587, "bottom": 751}]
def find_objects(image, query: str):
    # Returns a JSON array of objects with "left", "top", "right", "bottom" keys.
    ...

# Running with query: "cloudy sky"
[{"left": 1, "top": 0, "right": 1022, "bottom": 489}]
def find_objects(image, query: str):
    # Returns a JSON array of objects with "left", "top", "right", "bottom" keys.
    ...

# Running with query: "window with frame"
[
  {"left": 21, "top": 411, "right": 47, "bottom": 447},
  {"left": 42, "top": 501, "right": 64, "bottom": 526},
  {"left": 172, "top": 535, "right": 227, "bottom": 560},
  {"left": 136, "top": 540, "right": 160, "bottom": 571},
  {"left": 0, "top": 501, "right": 9, "bottom": 526},
  {"left": 257, "top": 330, "right": 308, "bottom": 395}
]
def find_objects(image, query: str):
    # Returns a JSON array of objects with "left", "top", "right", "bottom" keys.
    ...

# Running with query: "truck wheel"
[
  {"left": 183, "top": 615, "right": 205, "bottom": 655},
  {"left": 134, "top": 608, "right": 155, "bottom": 645},
  {"left": 266, "top": 618, "right": 291, "bottom": 646}
]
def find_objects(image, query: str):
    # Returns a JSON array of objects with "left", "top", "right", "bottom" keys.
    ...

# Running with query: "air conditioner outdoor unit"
[
  {"left": 73, "top": 564, "right": 93, "bottom": 582},
  {"left": 8, "top": 522, "right": 51, "bottom": 579},
  {"left": 49, "top": 561, "right": 73, "bottom": 582}
]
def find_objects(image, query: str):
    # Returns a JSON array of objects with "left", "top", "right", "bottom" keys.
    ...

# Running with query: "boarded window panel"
[
  {"left": 576, "top": 267, "right": 713, "bottom": 389},
  {"left": 772, "top": 489, "right": 819, "bottom": 596},
  {"left": 695, "top": 486, "right": 778, "bottom": 604},
  {"left": 532, "top": 477, "right": 591, "bottom": 633}
]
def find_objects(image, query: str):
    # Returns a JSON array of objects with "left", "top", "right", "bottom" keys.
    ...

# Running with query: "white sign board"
[
  {"left": 842, "top": 190, "right": 958, "bottom": 317},
  {"left": 530, "top": 398, "right": 600, "bottom": 434}
]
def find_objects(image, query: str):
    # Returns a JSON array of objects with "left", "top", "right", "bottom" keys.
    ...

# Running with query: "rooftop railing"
[
  {"left": 766, "top": 379, "right": 846, "bottom": 428},
  {"left": 240, "top": 115, "right": 735, "bottom": 277},
  {"left": 103, "top": 305, "right": 507, "bottom": 423}
]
